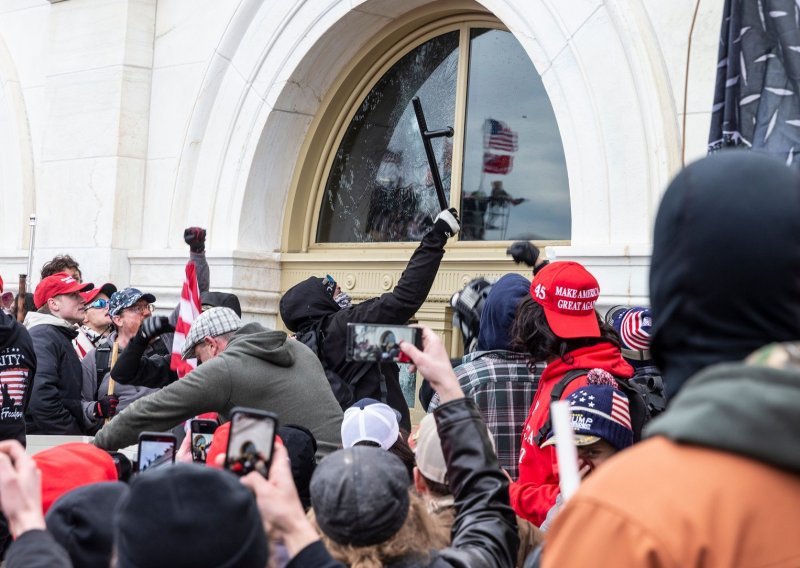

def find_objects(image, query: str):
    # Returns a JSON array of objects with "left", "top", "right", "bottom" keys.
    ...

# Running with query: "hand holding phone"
[
  {"left": 225, "top": 408, "right": 278, "bottom": 478},
  {"left": 346, "top": 323, "right": 423, "bottom": 363},
  {"left": 189, "top": 419, "right": 218, "bottom": 463},
  {"left": 137, "top": 432, "right": 177, "bottom": 473}
]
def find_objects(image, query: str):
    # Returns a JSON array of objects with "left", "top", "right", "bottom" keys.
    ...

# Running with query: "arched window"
[{"left": 315, "top": 22, "right": 570, "bottom": 244}]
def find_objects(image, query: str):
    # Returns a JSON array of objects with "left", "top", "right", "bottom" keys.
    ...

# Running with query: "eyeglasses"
[
  {"left": 125, "top": 303, "right": 154, "bottom": 315},
  {"left": 87, "top": 299, "right": 109, "bottom": 310}
]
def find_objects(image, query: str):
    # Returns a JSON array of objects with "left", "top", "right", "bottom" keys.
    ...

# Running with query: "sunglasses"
[{"left": 87, "top": 299, "right": 109, "bottom": 310}]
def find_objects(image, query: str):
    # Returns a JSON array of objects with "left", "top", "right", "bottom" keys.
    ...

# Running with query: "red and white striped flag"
[{"left": 170, "top": 261, "right": 201, "bottom": 378}]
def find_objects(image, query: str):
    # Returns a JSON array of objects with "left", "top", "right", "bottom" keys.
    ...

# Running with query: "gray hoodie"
[
  {"left": 93, "top": 322, "right": 343, "bottom": 458},
  {"left": 646, "top": 342, "right": 800, "bottom": 474}
]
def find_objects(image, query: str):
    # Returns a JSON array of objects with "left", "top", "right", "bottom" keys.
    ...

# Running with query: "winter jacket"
[
  {"left": 93, "top": 322, "right": 343, "bottom": 458},
  {"left": 24, "top": 312, "right": 85, "bottom": 435},
  {"left": 5, "top": 529, "right": 72, "bottom": 568},
  {"left": 80, "top": 332, "right": 160, "bottom": 434},
  {"left": 279, "top": 227, "right": 449, "bottom": 431},
  {"left": 543, "top": 345, "right": 800, "bottom": 567},
  {"left": 509, "top": 342, "right": 632, "bottom": 525},
  {"left": 402, "top": 397, "right": 519, "bottom": 567},
  {"left": 0, "top": 312, "right": 36, "bottom": 445}
]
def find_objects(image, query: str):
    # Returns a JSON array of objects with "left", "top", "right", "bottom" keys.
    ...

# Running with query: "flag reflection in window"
[{"left": 316, "top": 27, "right": 570, "bottom": 243}]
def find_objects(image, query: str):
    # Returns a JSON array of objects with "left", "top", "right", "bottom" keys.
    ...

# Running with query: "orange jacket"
[{"left": 543, "top": 437, "right": 800, "bottom": 567}]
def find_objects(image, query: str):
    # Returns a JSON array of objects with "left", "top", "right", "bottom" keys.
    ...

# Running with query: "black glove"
[
  {"left": 140, "top": 316, "right": 175, "bottom": 340},
  {"left": 184, "top": 227, "right": 207, "bottom": 253},
  {"left": 94, "top": 395, "right": 119, "bottom": 419},
  {"left": 507, "top": 241, "right": 541, "bottom": 267},
  {"left": 433, "top": 208, "right": 460, "bottom": 238}
]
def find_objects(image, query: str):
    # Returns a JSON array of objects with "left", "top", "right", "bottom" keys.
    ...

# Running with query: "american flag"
[
  {"left": 620, "top": 310, "right": 651, "bottom": 351},
  {"left": 484, "top": 118, "right": 518, "bottom": 152},
  {"left": 483, "top": 152, "right": 514, "bottom": 174},
  {"left": 611, "top": 390, "right": 632, "bottom": 430},
  {"left": 0, "top": 369, "right": 28, "bottom": 406},
  {"left": 170, "top": 261, "right": 201, "bottom": 378}
]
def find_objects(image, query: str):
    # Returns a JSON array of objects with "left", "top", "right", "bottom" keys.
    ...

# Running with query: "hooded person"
[
  {"left": 45, "top": 481, "right": 129, "bottom": 568},
  {"left": 541, "top": 152, "right": 800, "bottom": 566},
  {"left": 0, "top": 304, "right": 35, "bottom": 446},
  {"left": 507, "top": 261, "right": 633, "bottom": 526},
  {"left": 279, "top": 208, "right": 460, "bottom": 431},
  {"left": 200, "top": 291, "right": 242, "bottom": 317},
  {"left": 92, "top": 307, "right": 343, "bottom": 459},
  {"left": 25, "top": 272, "right": 94, "bottom": 434},
  {"left": 428, "top": 273, "right": 543, "bottom": 478},
  {"left": 114, "top": 463, "right": 268, "bottom": 568}
]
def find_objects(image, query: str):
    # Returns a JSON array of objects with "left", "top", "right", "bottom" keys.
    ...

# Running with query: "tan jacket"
[{"left": 543, "top": 437, "right": 800, "bottom": 567}]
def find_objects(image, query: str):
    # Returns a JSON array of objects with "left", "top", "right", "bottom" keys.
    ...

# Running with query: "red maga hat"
[
  {"left": 530, "top": 261, "right": 601, "bottom": 339},
  {"left": 33, "top": 272, "right": 93, "bottom": 309},
  {"left": 80, "top": 282, "right": 118, "bottom": 304}
]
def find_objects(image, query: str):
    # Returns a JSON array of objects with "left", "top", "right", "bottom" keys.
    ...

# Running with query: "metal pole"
[
  {"left": 412, "top": 97, "right": 453, "bottom": 212},
  {"left": 26, "top": 214, "right": 36, "bottom": 284}
]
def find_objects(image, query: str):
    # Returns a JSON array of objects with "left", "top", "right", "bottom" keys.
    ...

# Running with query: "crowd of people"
[{"left": 0, "top": 151, "right": 798, "bottom": 567}]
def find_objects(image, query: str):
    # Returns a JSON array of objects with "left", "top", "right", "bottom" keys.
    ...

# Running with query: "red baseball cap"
[
  {"left": 530, "top": 261, "right": 601, "bottom": 339},
  {"left": 33, "top": 443, "right": 118, "bottom": 514},
  {"left": 81, "top": 282, "right": 118, "bottom": 304},
  {"left": 33, "top": 272, "right": 93, "bottom": 309}
]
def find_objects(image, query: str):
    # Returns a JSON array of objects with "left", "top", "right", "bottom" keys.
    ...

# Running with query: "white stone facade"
[{"left": 0, "top": 0, "right": 723, "bottom": 322}]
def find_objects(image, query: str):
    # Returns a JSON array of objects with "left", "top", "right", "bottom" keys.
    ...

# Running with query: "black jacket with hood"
[
  {"left": 0, "top": 312, "right": 36, "bottom": 445},
  {"left": 279, "top": 227, "right": 449, "bottom": 431},
  {"left": 24, "top": 311, "right": 85, "bottom": 435},
  {"left": 649, "top": 151, "right": 800, "bottom": 399}
]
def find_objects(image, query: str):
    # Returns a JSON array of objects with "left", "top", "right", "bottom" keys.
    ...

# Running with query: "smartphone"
[
  {"left": 346, "top": 323, "right": 422, "bottom": 363},
  {"left": 225, "top": 407, "right": 278, "bottom": 477},
  {"left": 189, "top": 419, "right": 218, "bottom": 463},
  {"left": 137, "top": 432, "right": 177, "bottom": 473}
]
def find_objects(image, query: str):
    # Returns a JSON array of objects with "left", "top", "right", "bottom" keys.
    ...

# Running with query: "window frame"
[{"left": 300, "top": 14, "right": 571, "bottom": 251}]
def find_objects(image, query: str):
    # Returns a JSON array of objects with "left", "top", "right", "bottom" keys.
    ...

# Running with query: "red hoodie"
[{"left": 509, "top": 342, "right": 633, "bottom": 525}]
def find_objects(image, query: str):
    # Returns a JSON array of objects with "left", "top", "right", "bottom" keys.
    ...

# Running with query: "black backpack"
[
  {"left": 295, "top": 317, "right": 373, "bottom": 410},
  {"left": 534, "top": 368, "right": 666, "bottom": 446}
]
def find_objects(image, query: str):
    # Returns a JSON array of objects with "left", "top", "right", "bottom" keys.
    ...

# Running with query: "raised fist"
[
  {"left": 506, "top": 241, "right": 541, "bottom": 267},
  {"left": 184, "top": 227, "right": 207, "bottom": 253}
]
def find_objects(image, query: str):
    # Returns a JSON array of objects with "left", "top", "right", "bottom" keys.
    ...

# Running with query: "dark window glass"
[
  {"left": 460, "top": 29, "right": 570, "bottom": 241},
  {"left": 316, "top": 32, "right": 459, "bottom": 242}
]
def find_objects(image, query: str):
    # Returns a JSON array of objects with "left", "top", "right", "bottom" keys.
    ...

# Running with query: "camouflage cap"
[{"left": 108, "top": 287, "right": 157, "bottom": 317}]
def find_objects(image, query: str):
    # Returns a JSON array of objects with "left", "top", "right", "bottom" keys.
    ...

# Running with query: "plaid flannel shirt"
[{"left": 429, "top": 350, "right": 543, "bottom": 478}]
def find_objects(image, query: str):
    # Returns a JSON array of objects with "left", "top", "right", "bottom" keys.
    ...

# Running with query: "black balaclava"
[
  {"left": 279, "top": 276, "right": 341, "bottom": 333},
  {"left": 650, "top": 151, "right": 800, "bottom": 400}
]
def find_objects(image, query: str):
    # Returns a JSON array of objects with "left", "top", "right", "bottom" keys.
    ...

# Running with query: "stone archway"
[
  {"left": 0, "top": 32, "right": 35, "bottom": 255},
  {"left": 161, "top": 0, "right": 689, "bottom": 317}
]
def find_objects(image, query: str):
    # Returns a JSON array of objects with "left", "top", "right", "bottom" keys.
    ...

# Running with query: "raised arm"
[
  {"left": 400, "top": 327, "right": 518, "bottom": 567},
  {"left": 350, "top": 210, "right": 459, "bottom": 324}
]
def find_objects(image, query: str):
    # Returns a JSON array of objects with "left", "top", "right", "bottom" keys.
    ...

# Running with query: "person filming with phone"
[{"left": 279, "top": 207, "right": 460, "bottom": 431}]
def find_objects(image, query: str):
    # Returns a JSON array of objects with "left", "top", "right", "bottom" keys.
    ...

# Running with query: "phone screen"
[
  {"left": 189, "top": 420, "right": 217, "bottom": 463},
  {"left": 225, "top": 409, "right": 277, "bottom": 477},
  {"left": 138, "top": 433, "right": 176, "bottom": 473},
  {"left": 346, "top": 323, "right": 422, "bottom": 363}
]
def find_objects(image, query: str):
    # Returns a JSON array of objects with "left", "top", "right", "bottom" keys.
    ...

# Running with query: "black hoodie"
[
  {"left": 279, "top": 228, "right": 449, "bottom": 431},
  {"left": 0, "top": 312, "right": 36, "bottom": 445},
  {"left": 649, "top": 151, "right": 800, "bottom": 399}
]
